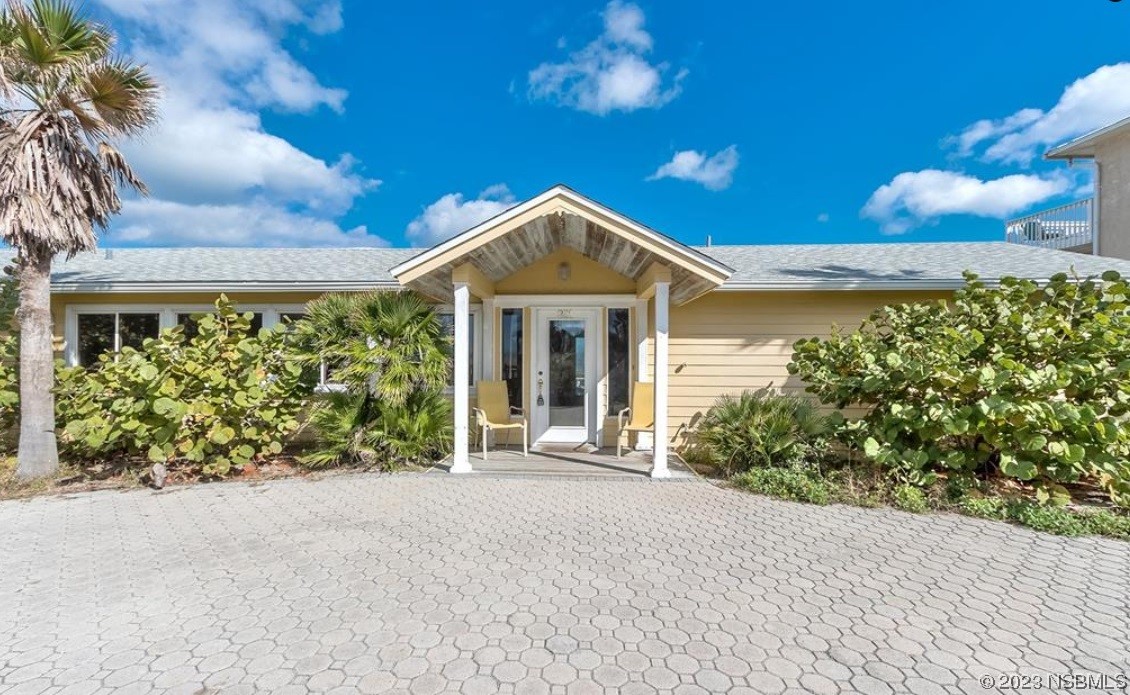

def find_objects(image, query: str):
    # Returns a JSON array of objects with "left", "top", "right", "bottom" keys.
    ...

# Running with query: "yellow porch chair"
[
  {"left": 617, "top": 382, "right": 654, "bottom": 458},
  {"left": 472, "top": 381, "right": 528, "bottom": 459}
]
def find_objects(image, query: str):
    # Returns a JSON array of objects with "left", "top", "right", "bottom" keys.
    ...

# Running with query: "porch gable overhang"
[{"left": 390, "top": 185, "right": 733, "bottom": 305}]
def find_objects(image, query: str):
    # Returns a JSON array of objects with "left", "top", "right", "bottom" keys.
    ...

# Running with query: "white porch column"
[
  {"left": 651, "top": 280, "right": 670, "bottom": 478},
  {"left": 451, "top": 281, "right": 473, "bottom": 473},
  {"left": 634, "top": 298, "right": 652, "bottom": 450}
]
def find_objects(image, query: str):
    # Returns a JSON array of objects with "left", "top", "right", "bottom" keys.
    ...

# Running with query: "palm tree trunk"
[{"left": 16, "top": 251, "right": 59, "bottom": 479}]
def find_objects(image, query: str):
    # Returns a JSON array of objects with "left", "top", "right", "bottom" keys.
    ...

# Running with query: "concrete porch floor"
[{"left": 430, "top": 446, "right": 698, "bottom": 479}]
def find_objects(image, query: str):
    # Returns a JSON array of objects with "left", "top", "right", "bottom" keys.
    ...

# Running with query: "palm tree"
[
  {"left": 290, "top": 291, "right": 454, "bottom": 469},
  {"left": 0, "top": 0, "right": 158, "bottom": 478}
]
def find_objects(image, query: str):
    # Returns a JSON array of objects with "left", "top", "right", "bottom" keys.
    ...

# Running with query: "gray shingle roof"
[
  {"left": 50, "top": 242, "right": 1130, "bottom": 291},
  {"left": 693, "top": 242, "right": 1130, "bottom": 288},
  {"left": 52, "top": 247, "right": 417, "bottom": 288}
]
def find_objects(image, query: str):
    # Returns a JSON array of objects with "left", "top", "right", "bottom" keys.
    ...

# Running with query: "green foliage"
[
  {"left": 732, "top": 465, "right": 831, "bottom": 505},
  {"left": 958, "top": 494, "right": 1007, "bottom": 520},
  {"left": 696, "top": 390, "right": 829, "bottom": 475},
  {"left": 291, "top": 290, "right": 450, "bottom": 402},
  {"left": 0, "top": 266, "right": 21, "bottom": 439},
  {"left": 56, "top": 296, "right": 312, "bottom": 476},
  {"left": 301, "top": 390, "right": 452, "bottom": 470},
  {"left": 956, "top": 492, "right": 1129, "bottom": 539},
  {"left": 0, "top": 334, "right": 18, "bottom": 436},
  {"left": 1076, "top": 508, "right": 1130, "bottom": 540},
  {"left": 790, "top": 272, "right": 1130, "bottom": 506},
  {"left": 944, "top": 473, "right": 978, "bottom": 502},
  {"left": 1003, "top": 500, "right": 1088, "bottom": 536},
  {"left": 892, "top": 484, "right": 929, "bottom": 513},
  {"left": 0, "top": 264, "right": 18, "bottom": 332},
  {"left": 291, "top": 291, "right": 453, "bottom": 469}
]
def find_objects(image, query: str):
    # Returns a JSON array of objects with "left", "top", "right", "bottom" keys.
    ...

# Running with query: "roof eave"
[
  {"left": 718, "top": 279, "right": 978, "bottom": 291},
  {"left": 391, "top": 184, "right": 734, "bottom": 284},
  {"left": 1045, "top": 114, "right": 1130, "bottom": 160},
  {"left": 50, "top": 280, "right": 401, "bottom": 293}
]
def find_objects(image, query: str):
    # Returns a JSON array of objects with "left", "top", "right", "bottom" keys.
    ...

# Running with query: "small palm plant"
[
  {"left": 697, "top": 390, "right": 828, "bottom": 475},
  {"left": 0, "top": 0, "right": 158, "bottom": 478},
  {"left": 291, "top": 291, "right": 453, "bottom": 469}
]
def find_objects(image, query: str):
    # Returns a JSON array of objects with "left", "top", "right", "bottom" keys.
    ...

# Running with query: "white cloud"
[
  {"left": 527, "top": 1, "right": 686, "bottom": 115},
  {"left": 93, "top": 0, "right": 381, "bottom": 246},
  {"left": 647, "top": 146, "right": 739, "bottom": 191},
  {"left": 98, "top": 0, "right": 347, "bottom": 113},
  {"left": 944, "top": 109, "right": 1043, "bottom": 159},
  {"left": 120, "top": 94, "right": 374, "bottom": 214},
  {"left": 406, "top": 186, "right": 518, "bottom": 246},
  {"left": 862, "top": 169, "right": 1072, "bottom": 235},
  {"left": 111, "top": 199, "right": 387, "bottom": 248},
  {"left": 947, "top": 63, "right": 1130, "bottom": 164},
  {"left": 816, "top": 213, "right": 830, "bottom": 223}
]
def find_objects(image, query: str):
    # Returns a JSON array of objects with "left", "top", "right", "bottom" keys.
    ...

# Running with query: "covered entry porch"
[
  {"left": 391, "top": 186, "right": 732, "bottom": 478},
  {"left": 429, "top": 447, "right": 697, "bottom": 478}
]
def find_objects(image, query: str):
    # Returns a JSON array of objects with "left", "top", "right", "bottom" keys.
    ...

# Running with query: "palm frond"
[{"left": 0, "top": 0, "right": 157, "bottom": 259}]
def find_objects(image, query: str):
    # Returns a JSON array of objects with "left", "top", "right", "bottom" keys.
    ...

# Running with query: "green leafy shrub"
[
  {"left": 57, "top": 296, "right": 312, "bottom": 476},
  {"left": 290, "top": 291, "right": 452, "bottom": 470},
  {"left": 1004, "top": 500, "right": 1087, "bottom": 536},
  {"left": 301, "top": 390, "right": 451, "bottom": 470},
  {"left": 696, "top": 390, "right": 828, "bottom": 475},
  {"left": 957, "top": 494, "right": 1129, "bottom": 539},
  {"left": 0, "top": 334, "right": 18, "bottom": 436},
  {"left": 1076, "top": 509, "right": 1130, "bottom": 540},
  {"left": 944, "top": 473, "right": 978, "bottom": 502},
  {"left": 0, "top": 264, "right": 24, "bottom": 442},
  {"left": 732, "top": 465, "right": 831, "bottom": 505},
  {"left": 892, "top": 484, "right": 929, "bottom": 513},
  {"left": 790, "top": 272, "right": 1130, "bottom": 506}
]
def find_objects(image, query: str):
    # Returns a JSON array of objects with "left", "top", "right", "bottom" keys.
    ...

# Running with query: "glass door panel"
[{"left": 548, "top": 319, "right": 585, "bottom": 427}]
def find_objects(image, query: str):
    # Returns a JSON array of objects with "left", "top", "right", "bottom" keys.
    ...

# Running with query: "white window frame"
[
  {"left": 65, "top": 301, "right": 483, "bottom": 392},
  {"left": 63, "top": 303, "right": 346, "bottom": 390},
  {"left": 67, "top": 308, "right": 164, "bottom": 365},
  {"left": 435, "top": 304, "right": 483, "bottom": 393}
]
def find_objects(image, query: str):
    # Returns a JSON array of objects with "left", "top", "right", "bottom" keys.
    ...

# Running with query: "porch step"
[{"left": 530, "top": 443, "right": 599, "bottom": 454}]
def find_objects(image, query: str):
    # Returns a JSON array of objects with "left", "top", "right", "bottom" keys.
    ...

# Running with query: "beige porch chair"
[
  {"left": 617, "top": 382, "right": 655, "bottom": 458},
  {"left": 472, "top": 381, "right": 528, "bottom": 459}
]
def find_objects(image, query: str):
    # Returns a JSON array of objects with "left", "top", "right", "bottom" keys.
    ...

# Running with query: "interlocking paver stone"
[{"left": 0, "top": 473, "right": 1127, "bottom": 694}]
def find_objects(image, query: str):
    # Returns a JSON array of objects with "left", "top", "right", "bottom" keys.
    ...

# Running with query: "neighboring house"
[
  {"left": 52, "top": 185, "right": 1130, "bottom": 476},
  {"left": 1007, "top": 114, "right": 1130, "bottom": 258}
]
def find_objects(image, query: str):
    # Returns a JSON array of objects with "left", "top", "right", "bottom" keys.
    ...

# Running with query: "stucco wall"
[{"left": 1097, "top": 130, "right": 1130, "bottom": 260}]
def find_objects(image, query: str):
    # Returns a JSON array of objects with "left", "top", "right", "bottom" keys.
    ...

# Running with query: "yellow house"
[{"left": 50, "top": 185, "right": 1130, "bottom": 476}]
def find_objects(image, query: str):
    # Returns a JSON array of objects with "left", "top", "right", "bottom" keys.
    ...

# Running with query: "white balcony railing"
[{"left": 1005, "top": 198, "right": 1094, "bottom": 251}]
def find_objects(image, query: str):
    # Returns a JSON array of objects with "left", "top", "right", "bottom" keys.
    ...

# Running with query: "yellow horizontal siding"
[{"left": 662, "top": 290, "right": 949, "bottom": 447}]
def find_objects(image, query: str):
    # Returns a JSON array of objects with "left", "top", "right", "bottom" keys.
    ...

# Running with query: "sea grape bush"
[
  {"left": 57, "top": 296, "right": 313, "bottom": 476},
  {"left": 789, "top": 272, "right": 1130, "bottom": 507}
]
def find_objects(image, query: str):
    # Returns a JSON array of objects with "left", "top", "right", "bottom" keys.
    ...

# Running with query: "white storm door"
[{"left": 531, "top": 308, "right": 599, "bottom": 445}]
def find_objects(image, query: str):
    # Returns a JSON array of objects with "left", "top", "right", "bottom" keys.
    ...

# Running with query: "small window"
[
  {"left": 76, "top": 312, "right": 161, "bottom": 366},
  {"left": 501, "top": 308, "right": 523, "bottom": 408},
  {"left": 437, "top": 312, "right": 475, "bottom": 387},
  {"left": 119, "top": 314, "right": 160, "bottom": 352},
  {"left": 77, "top": 314, "right": 115, "bottom": 367},
  {"left": 607, "top": 308, "right": 631, "bottom": 416}
]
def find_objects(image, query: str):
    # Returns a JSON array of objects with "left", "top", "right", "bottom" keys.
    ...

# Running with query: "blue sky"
[{"left": 92, "top": 0, "right": 1130, "bottom": 249}]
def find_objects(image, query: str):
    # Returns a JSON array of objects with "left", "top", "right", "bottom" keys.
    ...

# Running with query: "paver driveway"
[{"left": 1, "top": 474, "right": 1127, "bottom": 695}]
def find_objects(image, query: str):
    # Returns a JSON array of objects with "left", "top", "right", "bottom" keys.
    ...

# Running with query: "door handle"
[{"left": 536, "top": 371, "right": 544, "bottom": 407}]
